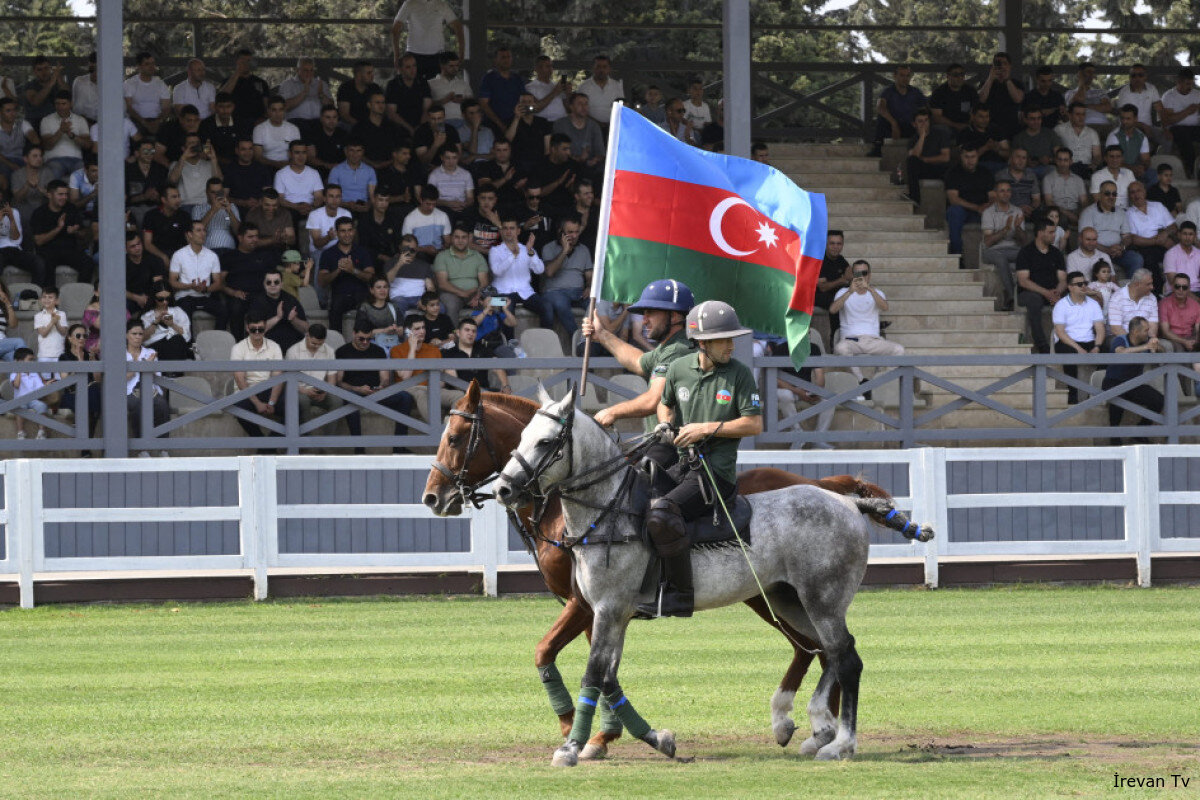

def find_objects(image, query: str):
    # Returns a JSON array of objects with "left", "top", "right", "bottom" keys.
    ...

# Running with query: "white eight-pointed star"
[{"left": 755, "top": 221, "right": 779, "bottom": 248}]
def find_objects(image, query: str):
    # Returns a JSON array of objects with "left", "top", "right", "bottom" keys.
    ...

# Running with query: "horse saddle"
[{"left": 687, "top": 495, "right": 752, "bottom": 547}]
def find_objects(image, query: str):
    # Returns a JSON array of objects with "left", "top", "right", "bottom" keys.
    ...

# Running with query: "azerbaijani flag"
[{"left": 590, "top": 105, "right": 827, "bottom": 369}]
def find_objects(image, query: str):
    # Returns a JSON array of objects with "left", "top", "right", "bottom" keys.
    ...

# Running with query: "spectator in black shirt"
[
  {"left": 944, "top": 145, "right": 996, "bottom": 256},
  {"left": 220, "top": 223, "right": 276, "bottom": 338},
  {"left": 125, "top": 139, "right": 170, "bottom": 215},
  {"left": 472, "top": 139, "right": 525, "bottom": 208},
  {"left": 905, "top": 108, "right": 951, "bottom": 203},
  {"left": 929, "top": 63, "right": 977, "bottom": 134},
  {"left": 443, "top": 316, "right": 510, "bottom": 395},
  {"left": 334, "top": 318, "right": 416, "bottom": 452},
  {"left": 413, "top": 104, "right": 461, "bottom": 165},
  {"left": 515, "top": 185, "right": 555, "bottom": 251},
  {"left": 418, "top": 291, "right": 455, "bottom": 344},
  {"left": 198, "top": 92, "right": 252, "bottom": 165},
  {"left": 336, "top": 61, "right": 382, "bottom": 129},
  {"left": 220, "top": 49, "right": 269, "bottom": 124},
  {"left": 385, "top": 54, "right": 432, "bottom": 136},
  {"left": 955, "top": 104, "right": 1008, "bottom": 165},
  {"left": 224, "top": 138, "right": 274, "bottom": 215},
  {"left": 978, "top": 51, "right": 1025, "bottom": 140},
  {"left": 248, "top": 268, "right": 308, "bottom": 353},
  {"left": 533, "top": 134, "right": 577, "bottom": 218},
  {"left": 154, "top": 105, "right": 203, "bottom": 166},
  {"left": 814, "top": 230, "right": 851, "bottom": 337},
  {"left": 306, "top": 104, "right": 348, "bottom": 176},
  {"left": 358, "top": 191, "right": 405, "bottom": 270},
  {"left": 125, "top": 230, "right": 166, "bottom": 313},
  {"left": 375, "top": 142, "right": 420, "bottom": 211},
  {"left": 1024, "top": 66, "right": 1068, "bottom": 129},
  {"left": 31, "top": 180, "right": 94, "bottom": 283},
  {"left": 1147, "top": 163, "right": 1183, "bottom": 216},
  {"left": 506, "top": 92, "right": 554, "bottom": 171},
  {"left": 1015, "top": 218, "right": 1068, "bottom": 353},
  {"left": 352, "top": 90, "right": 405, "bottom": 169},
  {"left": 142, "top": 186, "right": 192, "bottom": 265},
  {"left": 1102, "top": 315, "right": 1164, "bottom": 442},
  {"left": 318, "top": 216, "right": 375, "bottom": 334}
]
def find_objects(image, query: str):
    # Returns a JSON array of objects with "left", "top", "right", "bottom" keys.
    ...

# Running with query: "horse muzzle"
[
  {"left": 494, "top": 475, "right": 531, "bottom": 509},
  {"left": 422, "top": 487, "right": 463, "bottom": 517}
]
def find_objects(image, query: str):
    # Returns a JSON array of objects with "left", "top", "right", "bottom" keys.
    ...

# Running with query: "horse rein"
[{"left": 431, "top": 408, "right": 506, "bottom": 510}]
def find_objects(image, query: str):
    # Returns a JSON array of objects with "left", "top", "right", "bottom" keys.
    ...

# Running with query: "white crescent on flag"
[{"left": 708, "top": 197, "right": 757, "bottom": 257}]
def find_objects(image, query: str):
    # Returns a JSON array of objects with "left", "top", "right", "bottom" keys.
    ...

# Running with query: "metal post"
[
  {"left": 998, "top": 0, "right": 1024, "bottom": 76},
  {"left": 97, "top": 0, "right": 129, "bottom": 457},
  {"left": 735, "top": 334, "right": 755, "bottom": 448},
  {"left": 462, "top": 0, "right": 489, "bottom": 96},
  {"left": 722, "top": 0, "right": 752, "bottom": 158}
]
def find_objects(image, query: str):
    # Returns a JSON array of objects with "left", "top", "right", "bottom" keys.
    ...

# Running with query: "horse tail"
[{"left": 818, "top": 474, "right": 935, "bottom": 542}]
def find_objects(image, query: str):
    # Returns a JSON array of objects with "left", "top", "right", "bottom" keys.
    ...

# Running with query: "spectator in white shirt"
[
  {"left": 1090, "top": 145, "right": 1136, "bottom": 209},
  {"left": 831, "top": 259, "right": 904, "bottom": 385},
  {"left": 1107, "top": 268, "right": 1159, "bottom": 338},
  {"left": 576, "top": 55, "right": 624, "bottom": 127},
  {"left": 1052, "top": 270, "right": 1106, "bottom": 403},
  {"left": 172, "top": 58, "right": 216, "bottom": 120},
  {"left": 1126, "top": 181, "right": 1178, "bottom": 295},
  {"left": 1066, "top": 227, "right": 1113, "bottom": 280},
  {"left": 426, "top": 145, "right": 474, "bottom": 219},
  {"left": 71, "top": 53, "right": 99, "bottom": 123},
  {"left": 1160, "top": 67, "right": 1200, "bottom": 179},
  {"left": 488, "top": 216, "right": 547, "bottom": 320},
  {"left": 277, "top": 58, "right": 332, "bottom": 127},
  {"left": 306, "top": 184, "right": 352, "bottom": 256},
  {"left": 526, "top": 55, "right": 569, "bottom": 123},
  {"left": 273, "top": 140, "right": 325, "bottom": 219},
  {"left": 123, "top": 52, "right": 171, "bottom": 135},
  {"left": 39, "top": 90, "right": 88, "bottom": 181},
  {"left": 1164, "top": 220, "right": 1200, "bottom": 293},
  {"left": 390, "top": 0, "right": 464, "bottom": 79},
  {"left": 169, "top": 219, "right": 228, "bottom": 330},
  {"left": 1054, "top": 102, "right": 1101, "bottom": 179},
  {"left": 285, "top": 322, "right": 342, "bottom": 421},
  {"left": 1116, "top": 64, "right": 1163, "bottom": 145},
  {"left": 428, "top": 52, "right": 472, "bottom": 132},
  {"left": 253, "top": 96, "right": 302, "bottom": 169}
]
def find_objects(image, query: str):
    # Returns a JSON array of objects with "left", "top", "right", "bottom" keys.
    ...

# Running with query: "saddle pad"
[{"left": 687, "top": 495, "right": 752, "bottom": 546}]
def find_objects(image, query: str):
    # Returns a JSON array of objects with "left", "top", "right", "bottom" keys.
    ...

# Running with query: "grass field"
[{"left": 1, "top": 584, "right": 1198, "bottom": 799}]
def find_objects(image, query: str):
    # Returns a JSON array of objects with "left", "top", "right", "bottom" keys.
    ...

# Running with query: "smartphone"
[{"left": 490, "top": 297, "right": 506, "bottom": 307}]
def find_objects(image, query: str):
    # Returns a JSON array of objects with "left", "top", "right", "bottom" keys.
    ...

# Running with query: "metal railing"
[
  {"left": 2, "top": 444, "right": 1197, "bottom": 607},
  {"left": 4, "top": 352, "right": 1199, "bottom": 455}
]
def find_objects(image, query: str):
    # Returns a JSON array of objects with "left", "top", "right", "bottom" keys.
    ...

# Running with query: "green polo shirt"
[
  {"left": 433, "top": 248, "right": 488, "bottom": 292},
  {"left": 660, "top": 353, "right": 761, "bottom": 485},
  {"left": 635, "top": 328, "right": 696, "bottom": 433}
]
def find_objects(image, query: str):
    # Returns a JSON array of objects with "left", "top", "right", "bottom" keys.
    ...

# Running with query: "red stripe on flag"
[{"left": 608, "top": 170, "right": 802, "bottom": 277}]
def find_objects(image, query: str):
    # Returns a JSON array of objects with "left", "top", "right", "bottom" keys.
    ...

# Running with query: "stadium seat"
[
  {"left": 193, "top": 329, "right": 236, "bottom": 361},
  {"left": 608, "top": 373, "right": 648, "bottom": 401},
  {"left": 324, "top": 329, "right": 345, "bottom": 351},
  {"left": 297, "top": 286, "right": 328, "bottom": 324},
  {"left": 59, "top": 282, "right": 95, "bottom": 320},
  {"left": 519, "top": 328, "right": 564, "bottom": 358},
  {"left": 506, "top": 374, "right": 539, "bottom": 398},
  {"left": 164, "top": 375, "right": 214, "bottom": 413},
  {"left": 1149, "top": 154, "right": 1185, "bottom": 179},
  {"left": 580, "top": 379, "right": 604, "bottom": 412},
  {"left": 6, "top": 282, "right": 40, "bottom": 308},
  {"left": 825, "top": 370, "right": 872, "bottom": 406}
]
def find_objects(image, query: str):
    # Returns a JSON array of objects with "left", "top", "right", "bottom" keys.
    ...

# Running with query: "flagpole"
[{"left": 579, "top": 101, "right": 623, "bottom": 398}]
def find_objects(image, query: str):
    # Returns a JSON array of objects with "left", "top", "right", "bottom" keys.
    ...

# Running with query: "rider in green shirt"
[{"left": 640, "top": 300, "right": 762, "bottom": 618}]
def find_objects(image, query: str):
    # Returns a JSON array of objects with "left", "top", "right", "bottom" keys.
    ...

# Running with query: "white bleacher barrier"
[{"left": 2, "top": 447, "right": 1199, "bottom": 606}]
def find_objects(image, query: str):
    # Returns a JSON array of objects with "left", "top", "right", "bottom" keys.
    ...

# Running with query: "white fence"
[{"left": 2, "top": 446, "right": 1198, "bottom": 608}]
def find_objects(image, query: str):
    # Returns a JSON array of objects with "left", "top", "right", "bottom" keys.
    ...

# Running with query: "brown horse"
[{"left": 423, "top": 380, "right": 909, "bottom": 758}]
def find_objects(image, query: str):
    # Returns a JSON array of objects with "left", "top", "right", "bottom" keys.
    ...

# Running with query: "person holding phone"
[
  {"left": 830, "top": 259, "right": 905, "bottom": 388},
  {"left": 385, "top": 234, "right": 436, "bottom": 316},
  {"left": 488, "top": 215, "right": 547, "bottom": 322}
]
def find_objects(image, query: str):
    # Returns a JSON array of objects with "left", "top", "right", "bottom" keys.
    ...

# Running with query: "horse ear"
[
  {"left": 465, "top": 379, "right": 481, "bottom": 409},
  {"left": 564, "top": 380, "right": 578, "bottom": 408},
  {"left": 536, "top": 381, "right": 552, "bottom": 405}
]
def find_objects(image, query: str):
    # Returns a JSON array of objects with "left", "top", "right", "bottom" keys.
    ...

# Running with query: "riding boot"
[{"left": 635, "top": 498, "right": 692, "bottom": 619}]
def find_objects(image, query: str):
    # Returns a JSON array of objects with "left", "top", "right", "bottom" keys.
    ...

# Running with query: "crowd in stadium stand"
[{"left": 3, "top": 18, "right": 1200, "bottom": 445}]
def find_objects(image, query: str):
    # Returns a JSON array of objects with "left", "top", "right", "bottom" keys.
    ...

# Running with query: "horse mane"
[{"left": 480, "top": 391, "right": 539, "bottom": 420}]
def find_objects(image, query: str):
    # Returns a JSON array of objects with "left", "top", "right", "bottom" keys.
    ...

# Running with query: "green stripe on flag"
[
  {"left": 785, "top": 308, "right": 813, "bottom": 372},
  {"left": 603, "top": 236, "right": 795, "bottom": 336}
]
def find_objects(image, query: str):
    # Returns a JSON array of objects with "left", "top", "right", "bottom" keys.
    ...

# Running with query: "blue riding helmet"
[{"left": 628, "top": 280, "right": 695, "bottom": 314}]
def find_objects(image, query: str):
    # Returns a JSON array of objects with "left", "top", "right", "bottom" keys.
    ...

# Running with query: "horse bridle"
[
  {"left": 505, "top": 408, "right": 576, "bottom": 502},
  {"left": 431, "top": 407, "right": 506, "bottom": 509}
]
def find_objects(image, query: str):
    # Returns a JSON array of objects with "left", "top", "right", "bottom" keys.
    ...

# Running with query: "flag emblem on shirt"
[{"left": 715, "top": 389, "right": 732, "bottom": 405}]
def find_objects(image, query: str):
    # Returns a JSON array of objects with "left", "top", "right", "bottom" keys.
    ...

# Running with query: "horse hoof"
[
  {"left": 579, "top": 742, "right": 607, "bottom": 760},
  {"left": 918, "top": 525, "right": 935, "bottom": 542},
  {"left": 644, "top": 729, "right": 676, "bottom": 758},
  {"left": 815, "top": 738, "right": 856, "bottom": 761},
  {"left": 551, "top": 744, "right": 579, "bottom": 767},
  {"left": 773, "top": 719, "right": 797, "bottom": 747},
  {"left": 799, "top": 728, "right": 836, "bottom": 757}
]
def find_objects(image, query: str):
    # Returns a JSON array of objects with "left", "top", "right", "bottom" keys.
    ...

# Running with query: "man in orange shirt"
[{"left": 391, "top": 314, "right": 441, "bottom": 421}]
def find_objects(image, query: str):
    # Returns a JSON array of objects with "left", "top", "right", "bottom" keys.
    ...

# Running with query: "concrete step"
[
  {"left": 885, "top": 299, "right": 1000, "bottom": 315},
  {"left": 885, "top": 329, "right": 1023, "bottom": 347},
  {"left": 869, "top": 270, "right": 981, "bottom": 284},
  {"left": 886, "top": 314, "right": 1023, "bottom": 332},
  {"left": 918, "top": 364, "right": 1040, "bottom": 379},
  {"left": 826, "top": 201, "right": 917, "bottom": 216},
  {"left": 808, "top": 187, "right": 906, "bottom": 202},
  {"left": 850, "top": 256, "right": 959, "bottom": 270},
  {"left": 850, "top": 242, "right": 954, "bottom": 257},
  {"left": 834, "top": 215, "right": 927, "bottom": 232},
  {"left": 783, "top": 172, "right": 896, "bottom": 188},
  {"left": 872, "top": 284, "right": 985, "bottom": 301},
  {"left": 772, "top": 157, "right": 883, "bottom": 174},
  {"left": 822, "top": 230, "right": 947, "bottom": 244},
  {"left": 906, "top": 345, "right": 1033, "bottom": 356},
  {"left": 772, "top": 143, "right": 871, "bottom": 157}
]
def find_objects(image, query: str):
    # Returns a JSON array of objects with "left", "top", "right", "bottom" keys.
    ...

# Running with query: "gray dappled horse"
[{"left": 494, "top": 385, "right": 931, "bottom": 766}]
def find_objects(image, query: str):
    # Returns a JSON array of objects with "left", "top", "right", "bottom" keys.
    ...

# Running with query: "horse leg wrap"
[
  {"left": 567, "top": 686, "right": 601, "bottom": 744},
  {"left": 602, "top": 690, "right": 651, "bottom": 740},
  {"left": 538, "top": 664, "right": 575, "bottom": 717},
  {"left": 598, "top": 696, "right": 624, "bottom": 735}
]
